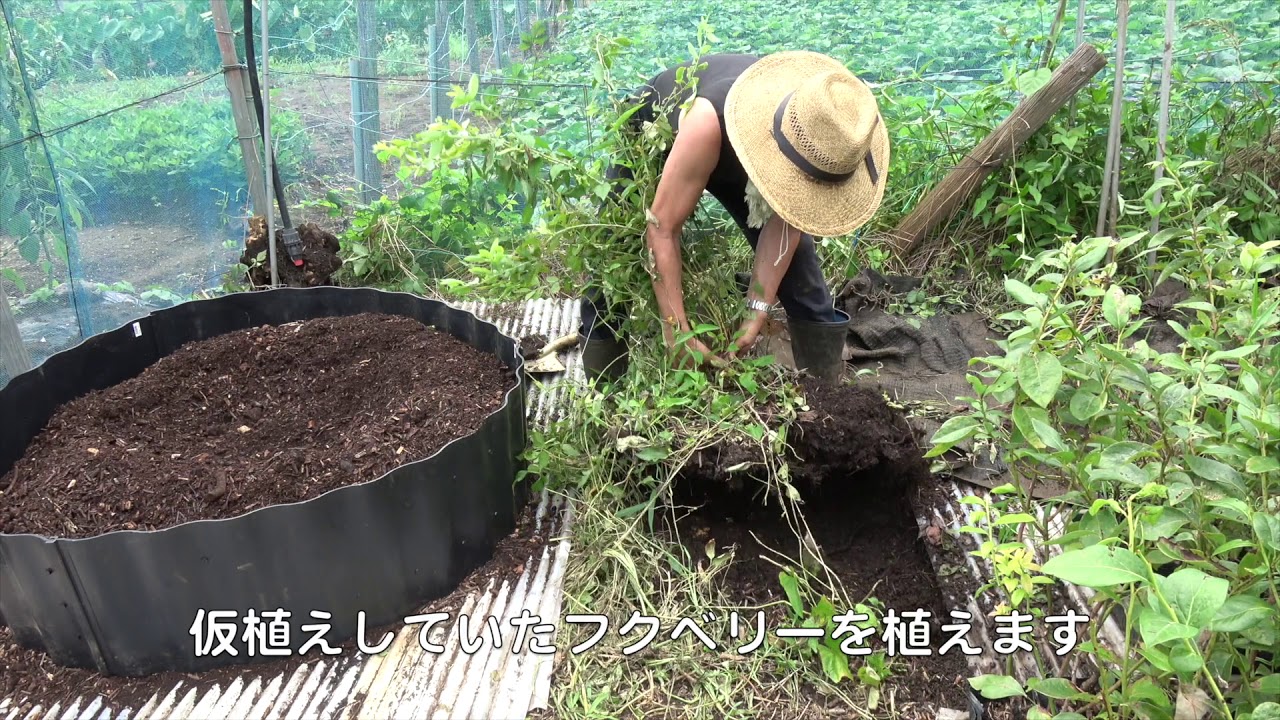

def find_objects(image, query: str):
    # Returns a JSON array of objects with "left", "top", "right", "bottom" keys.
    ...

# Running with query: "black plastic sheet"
[{"left": 0, "top": 288, "right": 529, "bottom": 676}]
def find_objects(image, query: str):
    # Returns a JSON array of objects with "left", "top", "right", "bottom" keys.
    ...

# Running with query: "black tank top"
[{"left": 630, "top": 54, "right": 761, "bottom": 226}]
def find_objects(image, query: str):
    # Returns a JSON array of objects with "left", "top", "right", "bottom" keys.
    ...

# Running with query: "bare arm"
[
  {"left": 646, "top": 98, "right": 720, "bottom": 348},
  {"left": 730, "top": 214, "right": 802, "bottom": 354},
  {"left": 746, "top": 214, "right": 800, "bottom": 308}
]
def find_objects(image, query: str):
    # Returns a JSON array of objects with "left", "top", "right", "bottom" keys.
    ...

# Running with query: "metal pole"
[
  {"left": 1147, "top": 0, "right": 1176, "bottom": 268},
  {"left": 261, "top": 0, "right": 278, "bottom": 287},
  {"left": 492, "top": 0, "right": 506, "bottom": 70},
  {"left": 354, "top": 0, "right": 381, "bottom": 203},
  {"left": 351, "top": 58, "right": 367, "bottom": 202},
  {"left": 464, "top": 0, "right": 480, "bottom": 75},
  {"left": 1069, "top": 0, "right": 1087, "bottom": 123}
]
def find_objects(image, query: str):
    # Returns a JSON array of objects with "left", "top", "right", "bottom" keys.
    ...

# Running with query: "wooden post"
[
  {"left": 0, "top": 280, "right": 32, "bottom": 379},
  {"left": 887, "top": 43, "right": 1107, "bottom": 257},
  {"left": 492, "top": 0, "right": 507, "bottom": 70},
  {"left": 353, "top": 0, "right": 381, "bottom": 203},
  {"left": 209, "top": 0, "right": 269, "bottom": 217},
  {"left": 1097, "top": 0, "right": 1129, "bottom": 243},
  {"left": 1147, "top": 0, "right": 1176, "bottom": 266},
  {"left": 464, "top": 0, "right": 481, "bottom": 75}
]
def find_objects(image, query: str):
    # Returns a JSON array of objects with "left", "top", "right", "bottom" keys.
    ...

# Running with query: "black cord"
[{"left": 243, "top": 0, "right": 292, "bottom": 230}]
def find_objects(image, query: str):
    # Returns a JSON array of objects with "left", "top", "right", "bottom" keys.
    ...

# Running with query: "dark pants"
[{"left": 580, "top": 164, "right": 841, "bottom": 341}]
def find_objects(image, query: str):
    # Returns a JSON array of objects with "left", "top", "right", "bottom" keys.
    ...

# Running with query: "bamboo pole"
[
  {"left": 1040, "top": 0, "right": 1070, "bottom": 68},
  {"left": 209, "top": 0, "right": 269, "bottom": 216},
  {"left": 1097, "top": 0, "right": 1130, "bottom": 246},
  {"left": 1147, "top": 0, "right": 1176, "bottom": 269},
  {"left": 887, "top": 44, "right": 1107, "bottom": 257},
  {"left": 0, "top": 280, "right": 31, "bottom": 379},
  {"left": 1069, "top": 0, "right": 1088, "bottom": 122}
]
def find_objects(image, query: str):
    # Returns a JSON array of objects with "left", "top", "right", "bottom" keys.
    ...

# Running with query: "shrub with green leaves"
[{"left": 928, "top": 159, "right": 1280, "bottom": 719}]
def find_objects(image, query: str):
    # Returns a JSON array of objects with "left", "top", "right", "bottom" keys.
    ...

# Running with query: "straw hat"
[{"left": 724, "top": 51, "right": 889, "bottom": 238}]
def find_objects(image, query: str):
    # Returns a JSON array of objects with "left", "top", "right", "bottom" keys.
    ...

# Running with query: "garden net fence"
[{"left": 1, "top": 0, "right": 1276, "bottom": 386}]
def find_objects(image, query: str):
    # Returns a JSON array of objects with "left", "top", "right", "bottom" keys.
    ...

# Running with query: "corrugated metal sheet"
[
  {"left": 915, "top": 480, "right": 1123, "bottom": 686},
  {"left": 2, "top": 297, "right": 1106, "bottom": 717}
]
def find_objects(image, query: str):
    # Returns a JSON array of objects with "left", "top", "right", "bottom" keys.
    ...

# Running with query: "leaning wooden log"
[{"left": 886, "top": 43, "right": 1108, "bottom": 258}]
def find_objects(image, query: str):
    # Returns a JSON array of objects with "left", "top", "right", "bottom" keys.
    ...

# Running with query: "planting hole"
[{"left": 667, "top": 382, "right": 973, "bottom": 712}]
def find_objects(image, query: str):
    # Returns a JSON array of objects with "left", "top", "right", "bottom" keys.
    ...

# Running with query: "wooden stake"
[
  {"left": 1097, "top": 0, "right": 1130, "bottom": 246},
  {"left": 0, "top": 280, "right": 32, "bottom": 380},
  {"left": 1147, "top": 0, "right": 1176, "bottom": 267},
  {"left": 209, "top": 0, "right": 269, "bottom": 217},
  {"left": 887, "top": 43, "right": 1107, "bottom": 257},
  {"left": 435, "top": 1, "right": 452, "bottom": 120}
]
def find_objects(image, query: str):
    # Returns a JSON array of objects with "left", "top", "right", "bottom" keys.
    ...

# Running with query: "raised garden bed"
[{"left": 0, "top": 288, "right": 528, "bottom": 677}]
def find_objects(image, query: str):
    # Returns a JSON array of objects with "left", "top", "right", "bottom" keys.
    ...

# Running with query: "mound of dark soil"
[
  {"left": 791, "top": 380, "right": 929, "bottom": 490},
  {"left": 520, "top": 333, "right": 549, "bottom": 359},
  {"left": 0, "top": 313, "right": 515, "bottom": 538},
  {"left": 241, "top": 218, "right": 342, "bottom": 287},
  {"left": 684, "top": 380, "right": 929, "bottom": 497}
]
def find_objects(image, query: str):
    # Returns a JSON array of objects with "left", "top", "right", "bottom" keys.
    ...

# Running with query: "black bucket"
[{"left": 0, "top": 287, "right": 529, "bottom": 677}]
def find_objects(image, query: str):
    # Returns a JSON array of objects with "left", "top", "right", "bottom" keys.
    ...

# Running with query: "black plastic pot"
[{"left": 0, "top": 287, "right": 529, "bottom": 677}]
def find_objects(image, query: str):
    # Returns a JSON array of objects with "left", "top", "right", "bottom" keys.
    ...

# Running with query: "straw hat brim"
[{"left": 724, "top": 51, "right": 889, "bottom": 238}]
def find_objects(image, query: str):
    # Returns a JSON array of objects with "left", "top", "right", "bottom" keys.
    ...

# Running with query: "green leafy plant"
[
  {"left": 778, "top": 569, "right": 893, "bottom": 707},
  {"left": 929, "top": 159, "right": 1280, "bottom": 719}
]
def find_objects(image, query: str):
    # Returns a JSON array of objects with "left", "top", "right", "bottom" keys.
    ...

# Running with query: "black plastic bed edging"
[{"left": 0, "top": 287, "right": 529, "bottom": 677}]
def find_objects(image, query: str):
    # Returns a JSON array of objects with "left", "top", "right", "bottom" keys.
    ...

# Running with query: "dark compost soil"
[
  {"left": 671, "top": 381, "right": 974, "bottom": 717},
  {"left": 240, "top": 218, "right": 343, "bottom": 288},
  {"left": 0, "top": 502, "right": 552, "bottom": 712},
  {"left": 520, "top": 333, "right": 549, "bottom": 360},
  {"left": 0, "top": 313, "right": 515, "bottom": 538}
]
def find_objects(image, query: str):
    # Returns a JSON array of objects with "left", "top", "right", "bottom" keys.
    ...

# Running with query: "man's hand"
[
  {"left": 663, "top": 324, "right": 727, "bottom": 370},
  {"left": 728, "top": 311, "right": 769, "bottom": 359}
]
